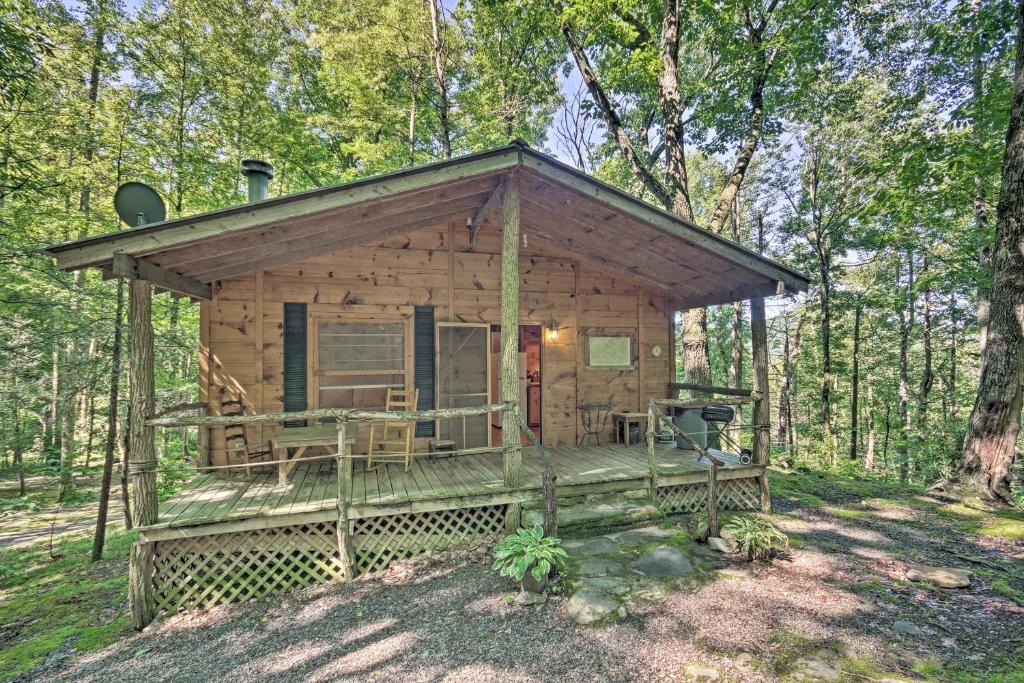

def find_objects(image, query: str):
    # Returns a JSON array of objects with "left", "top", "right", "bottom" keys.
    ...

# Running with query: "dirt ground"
[{"left": 9, "top": 470, "right": 1024, "bottom": 682}]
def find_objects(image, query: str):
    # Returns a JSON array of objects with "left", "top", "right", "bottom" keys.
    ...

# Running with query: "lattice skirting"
[
  {"left": 353, "top": 504, "right": 507, "bottom": 573},
  {"left": 152, "top": 504, "right": 508, "bottom": 612},
  {"left": 656, "top": 477, "right": 762, "bottom": 515},
  {"left": 152, "top": 521, "right": 346, "bottom": 611}
]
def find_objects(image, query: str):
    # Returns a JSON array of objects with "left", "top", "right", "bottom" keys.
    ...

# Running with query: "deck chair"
[
  {"left": 221, "top": 399, "right": 273, "bottom": 477},
  {"left": 367, "top": 388, "right": 420, "bottom": 472}
]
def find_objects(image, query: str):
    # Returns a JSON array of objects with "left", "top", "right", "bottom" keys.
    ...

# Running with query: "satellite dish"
[{"left": 114, "top": 182, "right": 166, "bottom": 227}]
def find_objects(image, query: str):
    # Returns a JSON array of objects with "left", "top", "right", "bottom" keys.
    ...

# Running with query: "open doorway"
[{"left": 490, "top": 324, "right": 542, "bottom": 445}]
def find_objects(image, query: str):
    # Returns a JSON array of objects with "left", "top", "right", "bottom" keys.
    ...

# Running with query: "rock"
[
  {"left": 514, "top": 591, "right": 547, "bottom": 606},
  {"left": 567, "top": 588, "right": 623, "bottom": 625},
  {"left": 608, "top": 526, "right": 679, "bottom": 545},
  {"left": 578, "top": 557, "right": 627, "bottom": 577},
  {"left": 631, "top": 583, "right": 671, "bottom": 603},
  {"left": 713, "top": 568, "right": 747, "bottom": 581},
  {"left": 892, "top": 620, "right": 925, "bottom": 637},
  {"left": 707, "top": 536, "right": 738, "bottom": 554},
  {"left": 564, "top": 536, "right": 621, "bottom": 556},
  {"left": 905, "top": 565, "right": 971, "bottom": 589},
  {"left": 791, "top": 649, "right": 841, "bottom": 682},
  {"left": 733, "top": 652, "right": 754, "bottom": 670},
  {"left": 630, "top": 547, "right": 693, "bottom": 577},
  {"left": 683, "top": 663, "right": 720, "bottom": 680},
  {"left": 580, "top": 576, "right": 630, "bottom": 596}
]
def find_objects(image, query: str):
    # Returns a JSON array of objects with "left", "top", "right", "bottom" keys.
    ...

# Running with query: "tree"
[{"left": 960, "top": 0, "right": 1024, "bottom": 504}]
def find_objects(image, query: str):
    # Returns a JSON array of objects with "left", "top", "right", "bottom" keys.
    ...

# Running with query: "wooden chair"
[
  {"left": 367, "top": 388, "right": 420, "bottom": 472},
  {"left": 221, "top": 399, "right": 273, "bottom": 476}
]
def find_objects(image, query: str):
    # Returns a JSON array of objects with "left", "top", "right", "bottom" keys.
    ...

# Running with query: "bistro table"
[{"left": 271, "top": 425, "right": 357, "bottom": 485}]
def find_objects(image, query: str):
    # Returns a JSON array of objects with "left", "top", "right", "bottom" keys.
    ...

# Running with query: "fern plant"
[
  {"left": 492, "top": 525, "right": 569, "bottom": 584},
  {"left": 723, "top": 515, "right": 789, "bottom": 561}
]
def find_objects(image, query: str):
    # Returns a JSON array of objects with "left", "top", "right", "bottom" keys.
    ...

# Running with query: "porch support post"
[
  {"left": 750, "top": 295, "right": 772, "bottom": 512},
  {"left": 500, "top": 174, "right": 523, "bottom": 532},
  {"left": 127, "top": 278, "right": 157, "bottom": 629},
  {"left": 336, "top": 420, "right": 355, "bottom": 577}
]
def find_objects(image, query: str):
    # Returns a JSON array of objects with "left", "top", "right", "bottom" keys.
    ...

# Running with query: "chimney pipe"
[{"left": 241, "top": 159, "right": 274, "bottom": 202}]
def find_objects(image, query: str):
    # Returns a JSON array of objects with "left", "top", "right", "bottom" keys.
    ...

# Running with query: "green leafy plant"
[
  {"left": 492, "top": 525, "right": 569, "bottom": 583},
  {"left": 724, "top": 516, "right": 789, "bottom": 561}
]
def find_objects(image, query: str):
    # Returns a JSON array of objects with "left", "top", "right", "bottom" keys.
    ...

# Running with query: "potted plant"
[{"left": 492, "top": 524, "right": 569, "bottom": 593}]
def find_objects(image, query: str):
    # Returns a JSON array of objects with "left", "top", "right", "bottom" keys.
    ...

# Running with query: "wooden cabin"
[{"left": 41, "top": 142, "right": 809, "bottom": 628}]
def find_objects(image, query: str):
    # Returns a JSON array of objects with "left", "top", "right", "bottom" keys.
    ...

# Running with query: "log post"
[
  {"left": 499, "top": 175, "right": 523, "bottom": 532},
  {"left": 750, "top": 295, "right": 772, "bottom": 512},
  {"left": 127, "top": 279, "right": 157, "bottom": 629},
  {"left": 646, "top": 402, "right": 658, "bottom": 497},
  {"left": 707, "top": 459, "right": 719, "bottom": 538},
  {"left": 336, "top": 420, "right": 355, "bottom": 577}
]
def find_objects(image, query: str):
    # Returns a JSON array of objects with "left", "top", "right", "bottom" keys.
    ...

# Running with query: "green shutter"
[
  {"left": 414, "top": 306, "right": 435, "bottom": 437},
  {"left": 283, "top": 303, "right": 307, "bottom": 427}
]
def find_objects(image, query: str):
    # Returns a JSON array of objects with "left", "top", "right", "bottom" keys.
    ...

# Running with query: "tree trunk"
[
  {"left": 898, "top": 250, "right": 915, "bottom": 482},
  {"left": 682, "top": 308, "right": 712, "bottom": 391},
  {"left": 819, "top": 274, "right": 832, "bottom": 462},
  {"left": 92, "top": 276, "right": 124, "bottom": 562},
  {"left": 849, "top": 304, "right": 862, "bottom": 461},
  {"left": 865, "top": 372, "right": 876, "bottom": 469},
  {"left": 961, "top": 0, "right": 1024, "bottom": 504},
  {"left": 500, "top": 178, "right": 522, "bottom": 531},
  {"left": 729, "top": 197, "right": 744, "bottom": 440},
  {"left": 426, "top": 0, "right": 451, "bottom": 159},
  {"left": 974, "top": 3, "right": 993, "bottom": 352},
  {"left": 917, "top": 255, "right": 933, "bottom": 445},
  {"left": 128, "top": 280, "right": 158, "bottom": 527},
  {"left": 751, "top": 296, "right": 772, "bottom": 512}
]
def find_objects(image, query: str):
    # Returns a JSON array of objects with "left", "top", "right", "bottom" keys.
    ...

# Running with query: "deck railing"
[{"left": 144, "top": 400, "right": 559, "bottom": 569}]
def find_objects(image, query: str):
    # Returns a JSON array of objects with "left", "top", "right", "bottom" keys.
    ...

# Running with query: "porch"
[{"left": 144, "top": 443, "right": 763, "bottom": 533}]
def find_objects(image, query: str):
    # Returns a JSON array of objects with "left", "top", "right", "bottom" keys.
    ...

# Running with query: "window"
[
  {"left": 586, "top": 334, "right": 634, "bottom": 369},
  {"left": 316, "top": 321, "right": 408, "bottom": 411}
]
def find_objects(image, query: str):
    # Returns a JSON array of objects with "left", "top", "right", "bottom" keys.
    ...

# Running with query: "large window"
[{"left": 315, "top": 320, "right": 408, "bottom": 411}]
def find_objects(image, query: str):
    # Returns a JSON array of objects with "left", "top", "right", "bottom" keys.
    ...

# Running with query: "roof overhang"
[{"left": 39, "top": 142, "right": 809, "bottom": 306}]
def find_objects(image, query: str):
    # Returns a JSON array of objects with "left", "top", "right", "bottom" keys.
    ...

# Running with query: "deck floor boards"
[{"left": 148, "top": 443, "right": 761, "bottom": 531}]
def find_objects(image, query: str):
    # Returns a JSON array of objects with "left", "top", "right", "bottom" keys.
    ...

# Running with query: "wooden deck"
[{"left": 142, "top": 443, "right": 761, "bottom": 537}]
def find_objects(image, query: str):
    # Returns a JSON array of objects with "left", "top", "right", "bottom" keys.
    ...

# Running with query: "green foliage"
[
  {"left": 492, "top": 524, "right": 569, "bottom": 583},
  {"left": 723, "top": 515, "right": 789, "bottom": 561}
]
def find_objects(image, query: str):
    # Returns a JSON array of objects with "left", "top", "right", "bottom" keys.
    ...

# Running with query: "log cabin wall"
[{"left": 201, "top": 219, "right": 673, "bottom": 466}]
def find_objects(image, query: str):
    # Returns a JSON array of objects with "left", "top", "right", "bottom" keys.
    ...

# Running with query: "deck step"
[{"left": 523, "top": 491, "right": 662, "bottom": 537}]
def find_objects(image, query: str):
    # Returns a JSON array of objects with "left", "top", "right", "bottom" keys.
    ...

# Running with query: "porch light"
[{"left": 545, "top": 321, "right": 559, "bottom": 342}]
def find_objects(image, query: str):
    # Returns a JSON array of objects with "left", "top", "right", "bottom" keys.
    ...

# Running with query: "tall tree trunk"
[
  {"left": 898, "top": 250, "right": 915, "bottom": 482},
  {"left": 949, "top": 326, "right": 959, "bottom": 423},
  {"left": 849, "top": 303, "right": 862, "bottom": 461},
  {"left": 92, "top": 277, "right": 124, "bottom": 561},
  {"left": 729, "top": 196, "right": 744, "bottom": 437},
  {"left": 10, "top": 371, "right": 25, "bottom": 496},
  {"left": 917, "top": 255, "right": 933, "bottom": 446},
  {"left": 776, "top": 319, "right": 792, "bottom": 448},
  {"left": 426, "top": 0, "right": 451, "bottom": 159},
  {"left": 961, "top": 0, "right": 1024, "bottom": 504},
  {"left": 865, "top": 371, "right": 876, "bottom": 469},
  {"left": 819, "top": 273, "right": 832, "bottom": 461},
  {"left": 974, "top": 2, "right": 993, "bottom": 352}
]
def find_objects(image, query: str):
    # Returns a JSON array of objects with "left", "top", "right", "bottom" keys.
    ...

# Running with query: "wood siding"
[{"left": 202, "top": 220, "right": 674, "bottom": 465}]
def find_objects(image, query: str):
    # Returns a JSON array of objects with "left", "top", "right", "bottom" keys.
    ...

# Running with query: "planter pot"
[{"left": 521, "top": 571, "right": 549, "bottom": 594}]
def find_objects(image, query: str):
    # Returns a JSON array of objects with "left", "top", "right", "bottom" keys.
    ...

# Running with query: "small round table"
[{"left": 577, "top": 403, "right": 613, "bottom": 445}]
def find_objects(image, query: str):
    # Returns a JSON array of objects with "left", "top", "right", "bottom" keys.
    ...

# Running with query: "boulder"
[
  {"left": 514, "top": 591, "right": 547, "bottom": 606},
  {"left": 892, "top": 620, "right": 925, "bottom": 637},
  {"left": 580, "top": 576, "right": 630, "bottom": 596},
  {"left": 905, "top": 565, "right": 971, "bottom": 589},
  {"left": 564, "top": 536, "right": 620, "bottom": 557},
  {"left": 707, "top": 536, "right": 738, "bottom": 554},
  {"left": 683, "top": 663, "right": 721, "bottom": 680},
  {"left": 630, "top": 547, "right": 693, "bottom": 578},
  {"left": 791, "top": 649, "right": 841, "bottom": 682},
  {"left": 567, "top": 588, "right": 623, "bottom": 625}
]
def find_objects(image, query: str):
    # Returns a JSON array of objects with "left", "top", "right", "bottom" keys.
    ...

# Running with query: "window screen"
[{"left": 317, "top": 321, "right": 405, "bottom": 411}]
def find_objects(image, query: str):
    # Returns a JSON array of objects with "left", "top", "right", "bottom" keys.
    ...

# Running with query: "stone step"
[{"left": 523, "top": 492, "right": 662, "bottom": 536}]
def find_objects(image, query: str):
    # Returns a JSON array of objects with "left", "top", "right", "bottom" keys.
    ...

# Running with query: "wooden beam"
[
  {"left": 671, "top": 382, "right": 758, "bottom": 398},
  {"left": 750, "top": 295, "right": 772, "bottom": 513},
  {"left": 113, "top": 252, "right": 211, "bottom": 300},
  {"left": 466, "top": 176, "right": 508, "bottom": 252},
  {"left": 499, "top": 176, "right": 523, "bottom": 532}
]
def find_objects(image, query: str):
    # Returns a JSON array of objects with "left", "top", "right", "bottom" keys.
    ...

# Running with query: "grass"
[{"left": 0, "top": 471, "right": 135, "bottom": 679}]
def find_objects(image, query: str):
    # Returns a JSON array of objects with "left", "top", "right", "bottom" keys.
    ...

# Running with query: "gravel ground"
[{"left": 28, "top": 491, "right": 1024, "bottom": 683}]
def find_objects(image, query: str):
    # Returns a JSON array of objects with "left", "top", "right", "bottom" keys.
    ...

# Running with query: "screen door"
[{"left": 436, "top": 324, "right": 490, "bottom": 450}]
